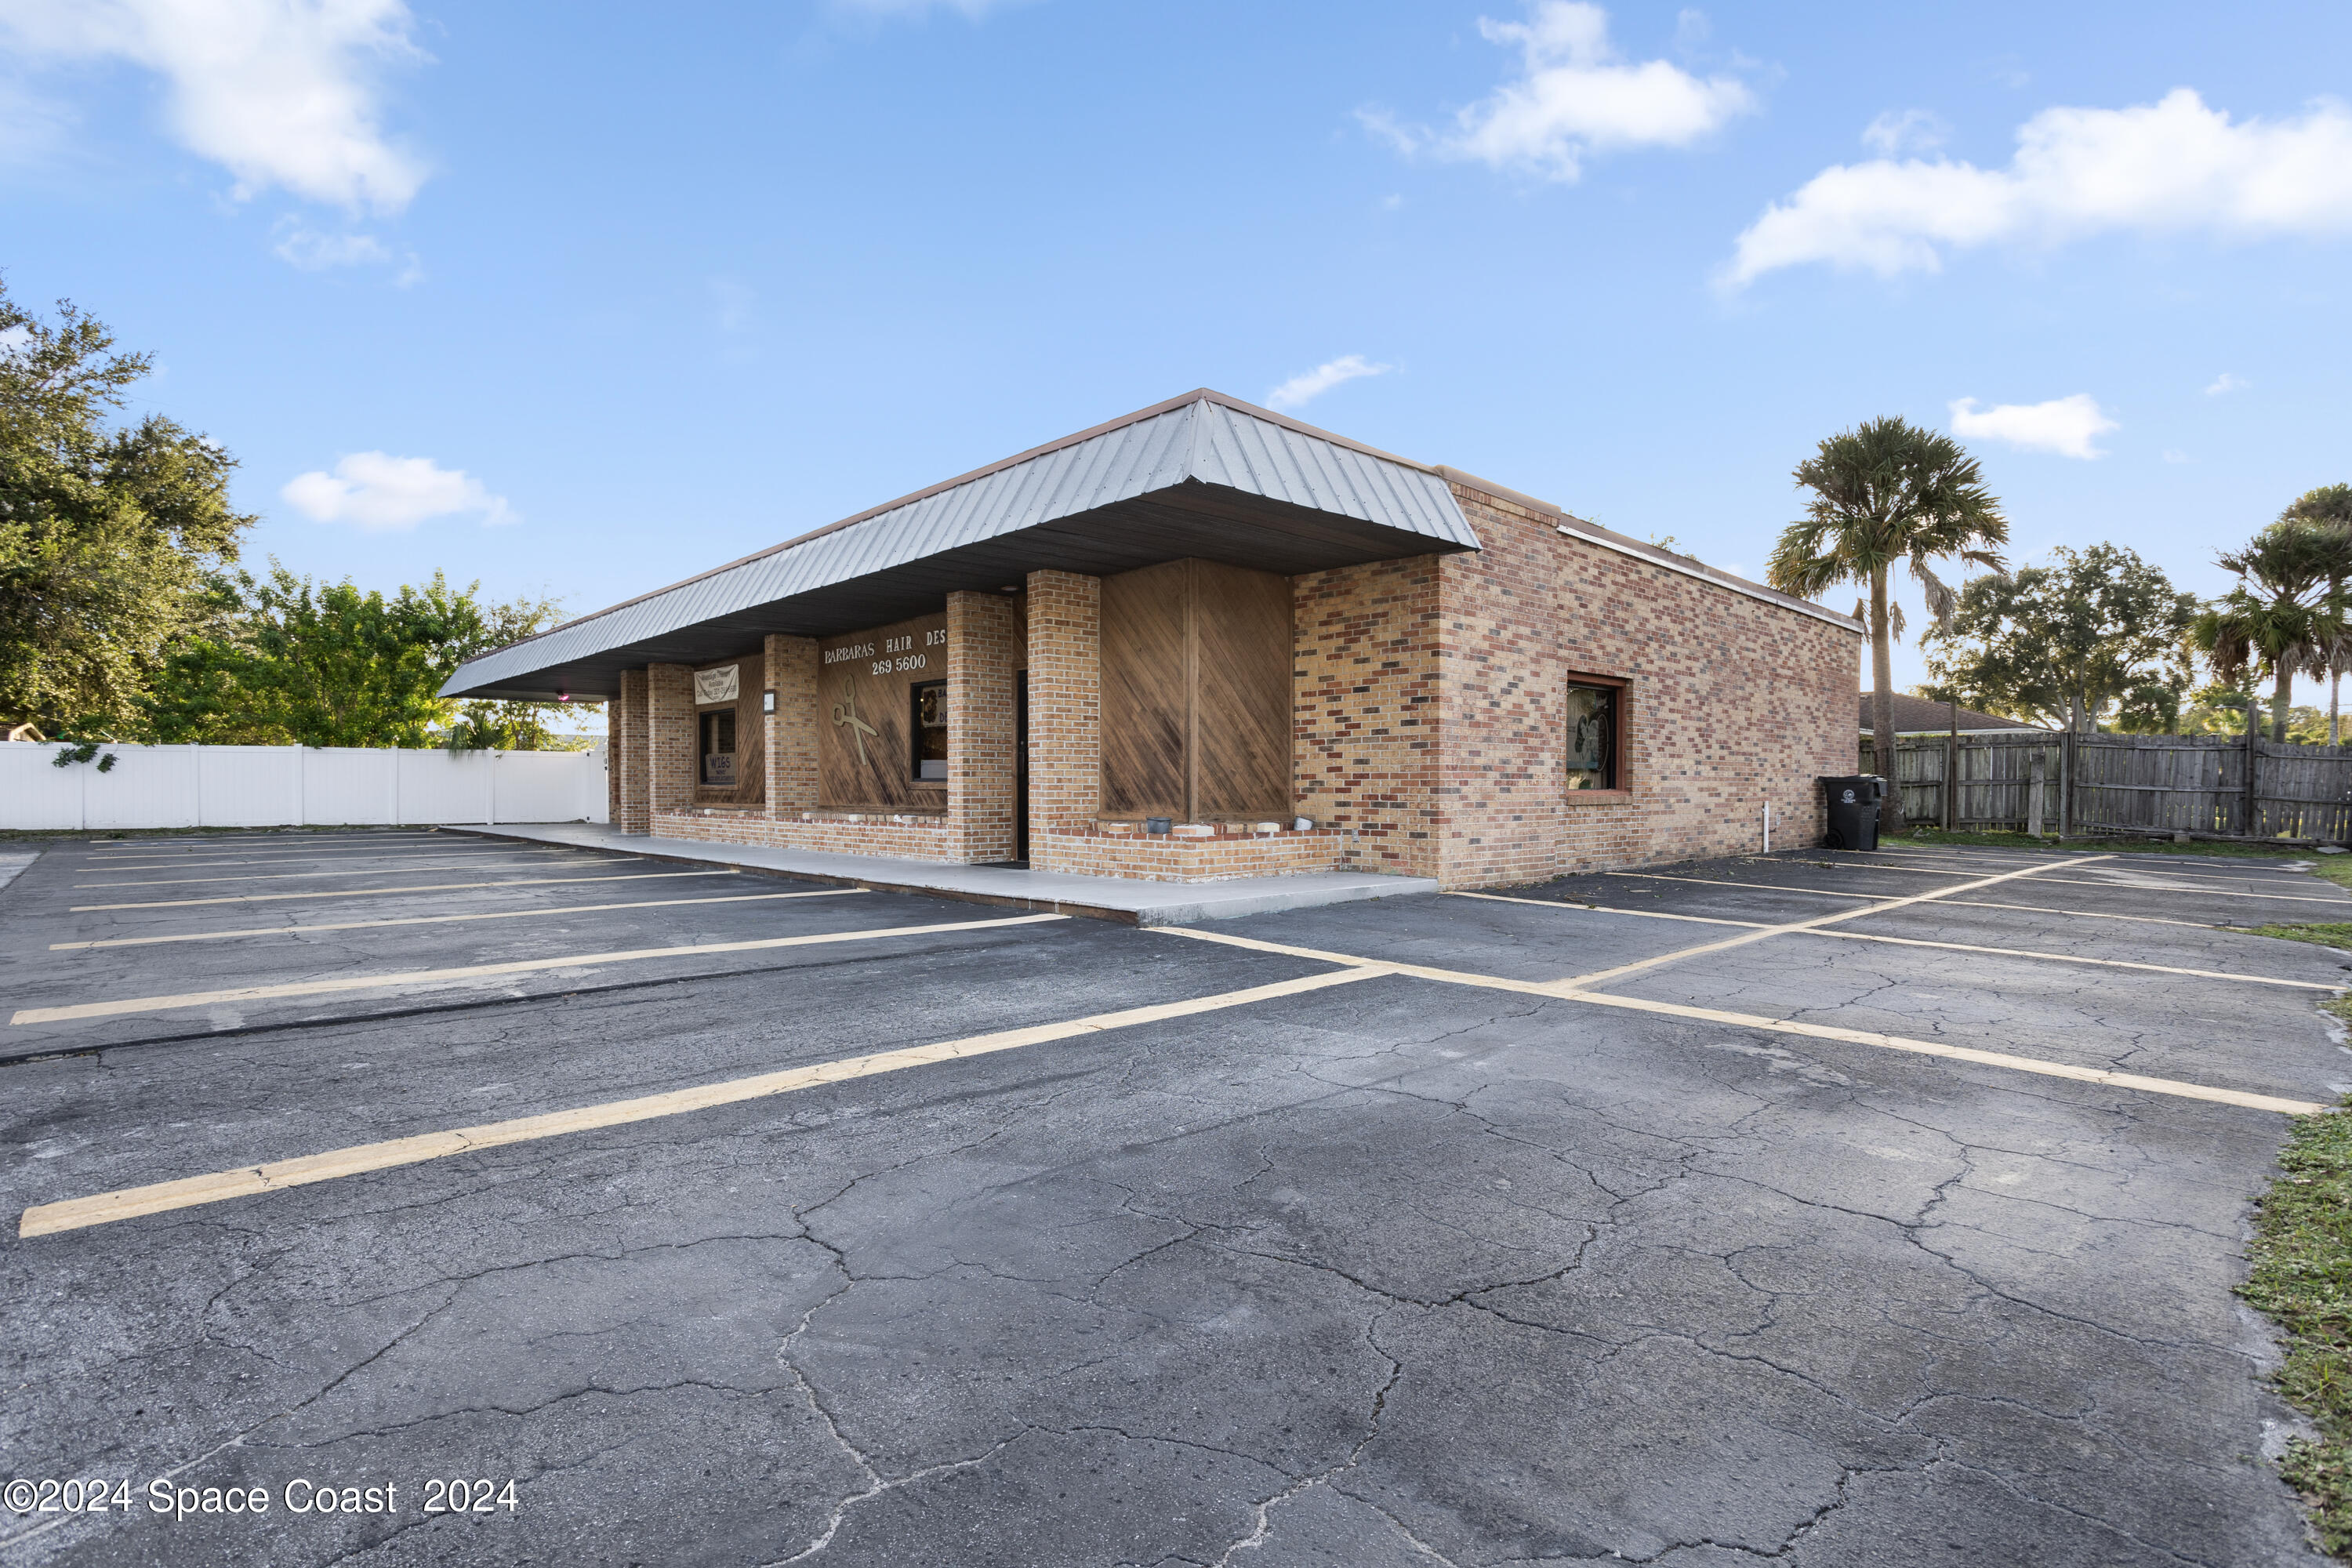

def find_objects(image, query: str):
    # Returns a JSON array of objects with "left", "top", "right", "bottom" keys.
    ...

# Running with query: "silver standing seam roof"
[{"left": 443, "top": 390, "right": 1483, "bottom": 702}]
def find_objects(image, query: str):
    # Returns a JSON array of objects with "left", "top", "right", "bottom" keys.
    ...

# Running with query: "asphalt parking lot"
[{"left": 5, "top": 827, "right": 2352, "bottom": 1566}]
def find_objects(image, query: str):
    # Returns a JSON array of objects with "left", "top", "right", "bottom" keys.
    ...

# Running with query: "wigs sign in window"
[{"left": 1566, "top": 683, "right": 1617, "bottom": 791}]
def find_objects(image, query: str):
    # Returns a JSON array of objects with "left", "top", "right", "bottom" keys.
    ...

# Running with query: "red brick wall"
[
  {"left": 1036, "top": 826, "right": 1343, "bottom": 884},
  {"left": 1025, "top": 569, "right": 1100, "bottom": 869},
  {"left": 647, "top": 663, "right": 696, "bottom": 815},
  {"left": 1292, "top": 555, "right": 1444, "bottom": 877},
  {"left": 614, "top": 668, "right": 650, "bottom": 835},
  {"left": 947, "top": 590, "right": 1017, "bottom": 863},
  {"left": 1285, "top": 485, "right": 1856, "bottom": 889},
  {"left": 656, "top": 809, "right": 951, "bottom": 861},
  {"left": 764, "top": 633, "right": 818, "bottom": 815}
]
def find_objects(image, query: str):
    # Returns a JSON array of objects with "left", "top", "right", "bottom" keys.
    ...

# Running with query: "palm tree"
[
  {"left": 2279, "top": 485, "right": 2352, "bottom": 743},
  {"left": 1768, "top": 417, "right": 2008, "bottom": 830},
  {"left": 2192, "top": 519, "right": 2347, "bottom": 744}
]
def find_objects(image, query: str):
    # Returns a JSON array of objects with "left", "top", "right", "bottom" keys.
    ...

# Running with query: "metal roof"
[{"left": 444, "top": 390, "right": 1481, "bottom": 701}]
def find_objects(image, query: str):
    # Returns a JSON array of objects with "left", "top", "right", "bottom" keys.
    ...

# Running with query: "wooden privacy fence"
[{"left": 1859, "top": 731, "right": 2352, "bottom": 844}]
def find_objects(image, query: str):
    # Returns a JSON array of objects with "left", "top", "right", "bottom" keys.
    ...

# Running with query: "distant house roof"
[{"left": 1861, "top": 693, "right": 2052, "bottom": 735}]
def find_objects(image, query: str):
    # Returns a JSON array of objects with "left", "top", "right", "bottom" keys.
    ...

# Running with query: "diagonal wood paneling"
[
  {"left": 1100, "top": 561, "right": 1188, "bottom": 818},
  {"left": 1189, "top": 560, "right": 1292, "bottom": 819},
  {"left": 816, "top": 612, "right": 949, "bottom": 811}
]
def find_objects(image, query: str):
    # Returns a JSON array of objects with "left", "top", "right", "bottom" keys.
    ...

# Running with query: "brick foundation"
[{"left": 655, "top": 809, "right": 953, "bottom": 860}]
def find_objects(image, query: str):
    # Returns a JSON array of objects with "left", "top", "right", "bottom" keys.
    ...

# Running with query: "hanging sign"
[{"left": 694, "top": 665, "right": 739, "bottom": 704}]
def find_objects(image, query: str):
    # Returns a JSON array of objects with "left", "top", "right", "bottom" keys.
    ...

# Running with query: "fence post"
[
  {"left": 1944, "top": 701, "right": 1957, "bottom": 832},
  {"left": 2059, "top": 731, "right": 2074, "bottom": 839},
  {"left": 2029, "top": 753, "right": 2045, "bottom": 837},
  {"left": 2245, "top": 707, "right": 2261, "bottom": 837}
]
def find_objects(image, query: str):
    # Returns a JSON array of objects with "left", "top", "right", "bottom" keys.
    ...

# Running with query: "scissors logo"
[{"left": 831, "top": 678, "right": 878, "bottom": 766}]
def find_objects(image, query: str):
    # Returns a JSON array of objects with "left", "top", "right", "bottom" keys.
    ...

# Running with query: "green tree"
[
  {"left": 2280, "top": 485, "right": 2352, "bottom": 742},
  {"left": 2190, "top": 519, "right": 2350, "bottom": 744},
  {"left": 1767, "top": 416, "right": 2008, "bottom": 828},
  {"left": 1920, "top": 543, "right": 2196, "bottom": 734},
  {"left": 439, "top": 588, "right": 580, "bottom": 750},
  {"left": 147, "top": 565, "right": 587, "bottom": 750},
  {"left": 0, "top": 283, "right": 254, "bottom": 735}
]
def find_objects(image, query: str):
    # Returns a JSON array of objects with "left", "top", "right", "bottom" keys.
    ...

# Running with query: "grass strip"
[
  {"left": 2244, "top": 1039, "right": 2352, "bottom": 1559},
  {"left": 2247, "top": 924, "right": 2352, "bottom": 951},
  {"left": 1893, "top": 826, "right": 2324, "bottom": 860}
]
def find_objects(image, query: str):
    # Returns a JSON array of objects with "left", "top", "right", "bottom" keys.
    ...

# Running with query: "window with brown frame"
[
  {"left": 700, "top": 709, "right": 737, "bottom": 787},
  {"left": 911, "top": 681, "right": 948, "bottom": 782},
  {"left": 1565, "top": 680, "right": 1623, "bottom": 791}
]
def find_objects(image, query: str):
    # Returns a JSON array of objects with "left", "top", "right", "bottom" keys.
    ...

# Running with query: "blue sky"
[{"left": 4, "top": 0, "right": 2348, "bottom": 708}]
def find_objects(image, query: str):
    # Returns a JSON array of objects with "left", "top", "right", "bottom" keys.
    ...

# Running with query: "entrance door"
[{"left": 1014, "top": 672, "right": 1029, "bottom": 863}]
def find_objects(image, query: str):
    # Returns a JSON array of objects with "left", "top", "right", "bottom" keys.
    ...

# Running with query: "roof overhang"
[{"left": 443, "top": 390, "right": 1480, "bottom": 702}]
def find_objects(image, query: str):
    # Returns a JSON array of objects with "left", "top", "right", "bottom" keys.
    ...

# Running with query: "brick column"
[
  {"left": 1025, "top": 570, "right": 1099, "bottom": 870},
  {"left": 764, "top": 633, "right": 818, "bottom": 817},
  {"left": 946, "top": 591, "right": 1016, "bottom": 862},
  {"left": 614, "top": 668, "right": 650, "bottom": 834},
  {"left": 647, "top": 663, "right": 696, "bottom": 821}
]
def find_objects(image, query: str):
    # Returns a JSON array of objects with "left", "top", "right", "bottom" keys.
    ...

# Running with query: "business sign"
[{"left": 694, "top": 665, "right": 739, "bottom": 705}]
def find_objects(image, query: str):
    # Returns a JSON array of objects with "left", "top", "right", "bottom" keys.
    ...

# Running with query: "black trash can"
[{"left": 1821, "top": 775, "right": 1885, "bottom": 851}]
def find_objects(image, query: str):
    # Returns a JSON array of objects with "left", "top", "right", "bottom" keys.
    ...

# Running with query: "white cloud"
[
  {"left": 1364, "top": 1, "right": 1753, "bottom": 181},
  {"left": 0, "top": 0, "right": 428, "bottom": 212},
  {"left": 1948, "top": 394, "right": 2118, "bottom": 460},
  {"left": 1861, "top": 108, "right": 1947, "bottom": 157},
  {"left": 1726, "top": 89, "right": 2352, "bottom": 287},
  {"left": 2164, "top": 449, "right": 2190, "bottom": 463},
  {"left": 1266, "top": 355, "right": 1392, "bottom": 412},
  {"left": 270, "top": 218, "right": 420, "bottom": 282},
  {"left": 281, "top": 452, "right": 511, "bottom": 532},
  {"left": 2205, "top": 371, "right": 2249, "bottom": 396}
]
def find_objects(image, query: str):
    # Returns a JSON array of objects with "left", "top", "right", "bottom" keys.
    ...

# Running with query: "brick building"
[{"left": 444, "top": 391, "right": 1860, "bottom": 890}]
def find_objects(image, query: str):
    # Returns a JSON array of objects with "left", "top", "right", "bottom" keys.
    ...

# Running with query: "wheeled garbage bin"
[{"left": 1821, "top": 775, "right": 1885, "bottom": 851}]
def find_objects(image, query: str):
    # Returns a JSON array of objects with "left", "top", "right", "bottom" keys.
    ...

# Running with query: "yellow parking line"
[
  {"left": 12, "top": 913, "right": 1067, "bottom": 1026},
  {"left": 88, "top": 833, "right": 448, "bottom": 849},
  {"left": 1450, "top": 891, "right": 1764, "bottom": 928},
  {"left": 1606, "top": 866, "right": 2349, "bottom": 908},
  {"left": 84, "top": 848, "right": 589, "bottom": 869},
  {"left": 49, "top": 887, "right": 867, "bottom": 949},
  {"left": 1562, "top": 855, "right": 2111, "bottom": 990},
  {"left": 1156, "top": 927, "right": 2327, "bottom": 1118},
  {"left": 71, "top": 869, "right": 737, "bottom": 913},
  {"left": 1605, "top": 872, "right": 1878, "bottom": 900},
  {"left": 1447, "top": 891, "right": 2338, "bottom": 989},
  {"left": 1945, "top": 898, "right": 2261, "bottom": 930},
  {"left": 1802, "top": 927, "right": 2340, "bottom": 989},
  {"left": 76, "top": 855, "right": 630, "bottom": 888},
  {"left": 1762, "top": 858, "right": 2344, "bottom": 897},
  {"left": 16, "top": 966, "right": 1388, "bottom": 1237}
]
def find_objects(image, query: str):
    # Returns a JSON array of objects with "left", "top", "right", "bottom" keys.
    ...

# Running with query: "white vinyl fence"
[{"left": 1, "top": 742, "right": 608, "bottom": 832}]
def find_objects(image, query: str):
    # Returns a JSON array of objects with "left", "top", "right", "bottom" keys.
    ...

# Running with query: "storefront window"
[
  {"left": 700, "top": 709, "right": 736, "bottom": 786},
  {"left": 1566, "top": 682, "right": 1618, "bottom": 791},
  {"left": 912, "top": 681, "right": 948, "bottom": 781}
]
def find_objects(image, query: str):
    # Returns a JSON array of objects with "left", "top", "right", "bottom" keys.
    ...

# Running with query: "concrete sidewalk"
[{"left": 442, "top": 821, "right": 1437, "bottom": 926}]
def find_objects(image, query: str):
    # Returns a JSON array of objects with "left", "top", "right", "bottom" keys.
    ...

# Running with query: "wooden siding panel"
[
  {"left": 1189, "top": 560, "right": 1292, "bottom": 819},
  {"left": 1100, "top": 562, "right": 1188, "bottom": 817},
  {"left": 691, "top": 649, "right": 768, "bottom": 807},
  {"left": 816, "top": 613, "right": 949, "bottom": 811}
]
